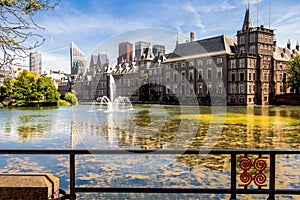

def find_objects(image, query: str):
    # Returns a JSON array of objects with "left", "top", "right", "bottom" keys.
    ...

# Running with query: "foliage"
[
  {"left": 0, "top": 69, "right": 61, "bottom": 106},
  {"left": 36, "top": 75, "right": 60, "bottom": 102},
  {"left": 0, "top": 77, "right": 13, "bottom": 105},
  {"left": 0, "top": 0, "right": 60, "bottom": 66},
  {"left": 64, "top": 90, "right": 78, "bottom": 105},
  {"left": 286, "top": 55, "right": 300, "bottom": 93},
  {"left": 58, "top": 99, "right": 71, "bottom": 106},
  {"left": 13, "top": 69, "right": 39, "bottom": 101}
]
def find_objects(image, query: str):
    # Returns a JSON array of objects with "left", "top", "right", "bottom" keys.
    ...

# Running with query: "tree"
[
  {"left": 64, "top": 90, "right": 78, "bottom": 105},
  {"left": 12, "top": 69, "right": 38, "bottom": 101},
  {"left": 0, "top": 77, "right": 13, "bottom": 105},
  {"left": 286, "top": 55, "right": 300, "bottom": 93},
  {"left": 36, "top": 75, "right": 60, "bottom": 102},
  {"left": 0, "top": 0, "right": 60, "bottom": 66}
]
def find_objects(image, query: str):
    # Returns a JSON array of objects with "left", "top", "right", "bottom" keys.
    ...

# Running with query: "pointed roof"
[{"left": 242, "top": 7, "right": 252, "bottom": 30}]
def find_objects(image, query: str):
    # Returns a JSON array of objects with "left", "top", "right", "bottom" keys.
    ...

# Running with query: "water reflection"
[{"left": 1, "top": 105, "right": 300, "bottom": 199}]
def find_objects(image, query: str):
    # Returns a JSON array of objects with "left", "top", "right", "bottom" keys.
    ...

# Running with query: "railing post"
[
  {"left": 70, "top": 154, "right": 76, "bottom": 200},
  {"left": 268, "top": 153, "right": 276, "bottom": 200},
  {"left": 230, "top": 153, "right": 237, "bottom": 200}
]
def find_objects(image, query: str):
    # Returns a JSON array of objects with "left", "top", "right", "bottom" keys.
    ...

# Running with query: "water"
[{"left": 1, "top": 105, "right": 300, "bottom": 199}]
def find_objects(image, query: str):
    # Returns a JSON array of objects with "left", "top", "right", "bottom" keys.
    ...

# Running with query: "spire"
[
  {"left": 176, "top": 33, "right": 179, "bottom": 47},
  {"left": 242, "top": 3, "right": 252, "bottom": 30}
]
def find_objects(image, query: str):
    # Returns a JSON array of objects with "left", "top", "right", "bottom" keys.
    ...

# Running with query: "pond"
[{"left": 0, "top": 105, "right": 300, "bottom": 199}]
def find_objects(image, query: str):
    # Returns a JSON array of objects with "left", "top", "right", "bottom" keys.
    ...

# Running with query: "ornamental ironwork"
[{"left": 239, "top": 155, "right": 268, "bottom": 187}]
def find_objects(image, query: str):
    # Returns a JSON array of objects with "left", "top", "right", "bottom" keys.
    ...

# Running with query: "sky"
[{"left": 27, "top": 0, "right": 300, "bottom": 74}]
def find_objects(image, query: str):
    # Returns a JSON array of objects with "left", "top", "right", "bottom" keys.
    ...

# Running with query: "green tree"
[
  {"left": 0, "top": 0, "right": 60, "bottom": 66},
  {"left": 64, "top": 90, "right": 78, "bottom": 105},
  {"left": 286, "top": 55, "right": 300, "bottom": 93},
  {"left": 0, "top": 77, "right": 13, "bottom": 106},
  {"left": 12, "top": 70, "right": 38, "bottom": 101},
  {"left": 37, "top": 76, "right": 60, "bottom": 102}
]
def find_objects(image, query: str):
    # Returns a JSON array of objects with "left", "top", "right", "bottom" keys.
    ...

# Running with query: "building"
[
  {"left": 135, "top": 41, "right": 150, "bottom": 60},
  {"left": 64, "top": 6, "right": 299, "bottom": 105},
  {"left": 89, "top": 53, "right": 108, "bottom": 73},
  {"left": 164, "top": 34, "right": 237, "bottom": 105},
  {"left": 0, "top": 65, "right": 14, "bottom": 86},
  {"left": 29, "top": 52, "right": 42, "bottom": 75},
  {"left": 117, "top": 42, "right": 133, "bottom": 64},
  {"left": 152, "top": 45, "right": 165, "bottom": 57},
  {"left": 70, "top": 42, "right": 87, "bottom": 77}
]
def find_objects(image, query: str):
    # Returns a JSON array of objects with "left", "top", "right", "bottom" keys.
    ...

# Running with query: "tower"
[
  {"left": 228, "top": 4, "right": 275, "bottom": 105},
  {"left": 117, "top": 42, "right": 133, "bottom": 64}
]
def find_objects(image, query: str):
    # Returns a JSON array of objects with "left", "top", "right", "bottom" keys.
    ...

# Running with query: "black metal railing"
[{"left": 0, "top": 149, "right": 300, "bottom": 200}]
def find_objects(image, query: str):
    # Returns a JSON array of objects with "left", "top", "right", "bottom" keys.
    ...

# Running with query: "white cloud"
[
  {"left": 183, "top": 3, "right": 205, "bottom": 30},
  {"left": 41, "top": 52, "right": 70, "bottom": 74}
]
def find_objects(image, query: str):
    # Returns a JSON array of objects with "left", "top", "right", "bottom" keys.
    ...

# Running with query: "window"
[
  {"left": 240, "top": 47, "right": 245, "bottom": 53},
  {"left": 141, "top": 70, "right": 144, "bottom": 75},
  {"left": 166, "top": 72, "right": 170, "bottom": 82},
  {"left": 181, "top": 84, "right": 185, "bottom": 94},
  {"left": 280, "top": 85, "right": 283, "bottom": 93},
  {"left": 217, "top": 58, "right": 223, "bottom": 64},
  {"left": 239, "top": 96, "right": 245, "bottom": 103},
  {"left": 173, "top": 71, "right": 177, "bottom": 81},
  {"left": 173, "top": 84, "right": 178, "bottom": 94},
  {"left": 166, "top": 64, "right": 170, "bottom": 69},
  {"left": 248, "top": 85, "right": 252, "bottom": 93},
  {"left": 181, "top": 71, "right": 185, "bottom": 80},
  {"left": 174, "top": 64, "right": 178, "bottom": 68},
  {"left": 198, "top": 83, "right": 203, "bottom": 95},
  {"left": 189, "top": 60, "right": 195, "bottom": 67},
  {"left": 250, "top": 34, "right": 256, "bottom": 43},
  {"left": 217, "top": 67, "right": 222, "bottom": 79},
  {"left": 232, "top": 73, "right": 236, "bottom": 81},
  {"left": 250, "top": 45, "right": 256, "bottom": 53},
  {"left": 166, "top": 84, "right": 171, "bottom": 94},
  {"left": 231, "top": 85, "right": 236, "bottom": 94},
  {"left": 217, "top": 83, "right": 223, "bottom": 94},
  {"left": 231, "top": 60, "right": 236, "bottom": 69},
  {"left": 253, "top": 73, "right": 256, "bottom": 81},
  {"left": 240, "top": 73, "right": 245, "bottom": 81},
  {"left": 239, "top": 85, "right": 244, "bottom": 94},
  {"left": 279, "top": 64, "right": 283, "bottom": 71},
  {"left": 239, "top": 59, "right": 245, "bottom": 68},
  {"left": 189, "top": 70, "right": 194, "bottom": 80},
  {"left": 198, "top": 69, "right": 203, "bottom": 79},
  {"left": 181, "top": 63, "right": 186, "bottom": 68},
  {"left": 249, "top": 73, "right": 252, "bottom": 81},
  {"left": 239, "top": 36, "right": 245, "bottom": 44},
  {"left": 207, "top": 83, "right": 212, "bottom": 94},
  {"left": 207, "top": 59, "right": 212, "bottom": 65},
  {"left": 207, "top": 68, "right": 212, "bottom": 79},
  {"left": 190, "top": 85, "right": 194, "bottom": 94},
  {"left": 230, "top": 97, "right": 236, "bottom": 103},
  {"left": 149, "top": 70, "right": 153, "bottom": 76},
  {"left": 197, "top": 60, "right": 203, "bottom": 66}
]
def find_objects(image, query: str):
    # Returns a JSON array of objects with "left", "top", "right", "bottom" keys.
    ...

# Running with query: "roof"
[
  {"left": 166, "top": 35, "right": 237, "bottom": 62},
  {"left": 273, "top": 46, "right": 300, "bottom": 62}
]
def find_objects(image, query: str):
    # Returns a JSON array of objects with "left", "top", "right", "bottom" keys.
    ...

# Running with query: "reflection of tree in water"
[{"left": 17, "top": 115, "right": 50, "bottom": 141}]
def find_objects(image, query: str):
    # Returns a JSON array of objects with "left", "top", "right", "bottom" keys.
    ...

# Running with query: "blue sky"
[{"left": 31, "top": 0, "right": 300, "bottom": 73}]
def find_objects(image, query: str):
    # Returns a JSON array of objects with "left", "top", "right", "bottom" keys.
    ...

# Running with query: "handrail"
[{"left": 0, "top": 149, "right": 300, "bottom": 200}]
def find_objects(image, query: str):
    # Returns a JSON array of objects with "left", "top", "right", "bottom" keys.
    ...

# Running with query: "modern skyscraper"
[
  {"left": 117, "top": 42, "right": 133, "bottom": 64},
  {"left": 70, "top": 42, "right": 87, "bottom": 76},
  {"left": 135, "top": 41, "right": 150, "bottom": 60},
  {"left": 29, "top": 52, "right": 42, "bottom": 75},
  {"left": 152, "top": 44, "right": 165, "bottom": 56}
]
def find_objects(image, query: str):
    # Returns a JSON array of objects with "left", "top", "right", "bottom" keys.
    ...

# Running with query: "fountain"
[{"left": 97, "top": 75, "right": 134, "bottom": 112}]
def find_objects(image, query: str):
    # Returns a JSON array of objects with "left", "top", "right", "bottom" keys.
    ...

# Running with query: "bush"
[{"left": 64, "top": 92, "right": 78, "bottom": 105}]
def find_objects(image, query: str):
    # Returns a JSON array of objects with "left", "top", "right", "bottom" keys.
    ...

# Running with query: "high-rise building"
[
  {"left": 70, "top": 42, "right": 87, "bottom": 76},
  {"left": 135, "top": 41, "right": 150, "bottom": 60},
  {"left": 152, "top": 45, "right": 165, "bottom": 56},
  {"left": 29, "top": 52, "right": 42, "bottom": 75},
  {"left": 117, "top": 42, "right": 133, "bottom": 64}
]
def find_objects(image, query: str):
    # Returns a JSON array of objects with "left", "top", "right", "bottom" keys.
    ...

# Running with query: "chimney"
[
  {"left": 287, "top": 39, "right": 291, "bottom": 49},
  {"left": 190, "top": 32, "right": 194, "bottom": 42},
  {"left": 273, "top": 40, "right": 277, "bottom": 46}
]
